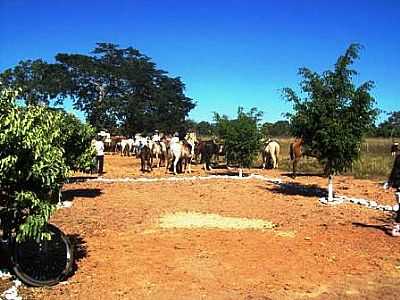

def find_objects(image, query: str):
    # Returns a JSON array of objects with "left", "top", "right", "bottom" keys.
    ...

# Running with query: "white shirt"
[
  {"left": 95, "top": 141, "right": 104, "bottom": 156},
  {"left": 152, "top": 134, "right": 161, "bottom": 142},
  {"left": 170, "top": 136, "right": 179, "bottom": 144}
]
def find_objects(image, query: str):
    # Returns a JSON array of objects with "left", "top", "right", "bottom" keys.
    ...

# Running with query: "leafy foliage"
[
  {"left": 283, "top": 44, "right": 378, "bottom": 175},
  {"left": 0, "top": 59, "right": 71, "bottom": 106},
  {"left": 195, "top": 121, "right": 216, "bottom": 136},
  {"left": 375, "top": 111, "right": 400, "bottom": 138},
  {"left": 262, "top": 120, "right": 291, "bottom": 137},
  {"left": 214, "top": 107, "right": 263, "bottom": 168},
  {"left": 57, "top": 111, "right": 96, "bottom": 172},
  {"left": 1, "top": 43, "right": 196, "bottom": 134},
  {"left": 0, "top": 85, "right": 95, "bottom": 241}
]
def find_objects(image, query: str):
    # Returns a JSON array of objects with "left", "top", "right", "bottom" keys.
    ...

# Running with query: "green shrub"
[
  {"left": 214, "top": 107, "right": 262, "bottom": 169},
  {"left": 0, "top": 85, "right": 95, "bottom": 241}
]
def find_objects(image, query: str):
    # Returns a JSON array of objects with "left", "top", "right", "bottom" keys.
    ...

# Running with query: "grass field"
[{"left": 266, "top": 137, "right": 395, "bottom": 179}]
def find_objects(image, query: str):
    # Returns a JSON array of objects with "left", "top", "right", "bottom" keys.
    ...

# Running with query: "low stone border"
[
  {"left": 320, "top": 195, "right": 397, "bottom": 212},
  {"left": 90, "top": 173, "right": 282, "bottom": 185},
  {"left": 68, "top": 173, "right": 398, "bottom": 213}
]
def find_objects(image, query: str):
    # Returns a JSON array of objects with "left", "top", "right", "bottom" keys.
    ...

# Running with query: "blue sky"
[{"left": 1, "top": 0, "right": 399, "bottom": 124}]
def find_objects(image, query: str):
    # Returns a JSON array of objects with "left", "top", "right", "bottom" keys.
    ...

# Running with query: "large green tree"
[
  {"left": 283, "top": 44, "right": 377, "bottom": 176},
  {"left": 1, "top": 43, "right": 196, "bottom": 134},
  {"left": 0, "top": 59, "right": 71, "bottom": 106}
]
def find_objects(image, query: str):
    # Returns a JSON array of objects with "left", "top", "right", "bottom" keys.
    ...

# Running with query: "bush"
[
  {"left": 214, "top": 107, "right": 262, "bottom": 169},
  {"left": 57, "top": 111, "right": 96, "bottom": 172},
  {"left": 0, "top": 85, "right": 94, "bottom": 241}
]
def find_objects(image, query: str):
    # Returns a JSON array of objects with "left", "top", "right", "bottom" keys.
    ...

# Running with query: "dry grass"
[
  {"left": 159, "top": 212, "right": 277, "bottom": 231},
  {"left": 197, "top": 135, "right": 395, "bottom": 179},
  {"left": 258, "top": 137, "right": 395, "bottom": 179}
]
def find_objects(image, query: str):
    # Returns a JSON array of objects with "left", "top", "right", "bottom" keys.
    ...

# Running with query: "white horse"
[
  {"left": 262, "top": 140, "right": 280, "bottom": 169},
  {"left": 120, "top": 138, "right": 135, "bottom": 156},
  {"left": 166, "top": 141, "right": 193, "bottom": 175},
  {"left": 150, "top": 141, "right": 167, "bottom": 168}
]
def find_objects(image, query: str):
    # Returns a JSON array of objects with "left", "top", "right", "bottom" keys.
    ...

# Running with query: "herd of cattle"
[{"left": 98, "top": 132, "right": 400, "bottom": 177}]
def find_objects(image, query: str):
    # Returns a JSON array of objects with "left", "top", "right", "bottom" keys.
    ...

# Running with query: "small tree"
[
  {"left": 283, "top": 44, "right": 377, "bottom": 199},
  {"left": 214, "top": 107, "right": 263, "bottom": 176},
  {"left": 57, "top": 111, "right": 96, "bottom": 172}
]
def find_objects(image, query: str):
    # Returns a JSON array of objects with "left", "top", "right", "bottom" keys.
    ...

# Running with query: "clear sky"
[{"left": 1, "top": 0, "right": 399, "bottom": 123}]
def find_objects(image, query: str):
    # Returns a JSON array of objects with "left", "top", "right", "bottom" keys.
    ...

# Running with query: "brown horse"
[
  {"left": 289, "top": 138, "right": 322, "bottom": 177},
  {"left": 289, "top": 138, "right": 303, "bottom": 177},
  {"left": 140, "top": 145, "right": 153, "bottom": 172}
]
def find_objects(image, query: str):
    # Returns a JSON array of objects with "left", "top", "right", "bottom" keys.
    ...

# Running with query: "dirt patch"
[
  {"left": 159, "top": 212, "right": 277, "bottom": 230},
  {"left": 3, "top": 155, "right": 400, "bottom": 300}
]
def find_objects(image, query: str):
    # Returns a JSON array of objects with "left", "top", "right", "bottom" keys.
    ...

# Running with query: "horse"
[
  {"left": 289, "top": 138, "right": 321, "bottom": 177},
  {"left": 120, "top": 138, "right": 135, "bottom": 156},
  {"left": 139, "top": 145, "right": 152, "bottom": 172},
  {"left": 195, "top": 140, "right": 220, "bottom": 171},
  {"left": 150, "top": 140, "right": 167, "bottom": 168},
  {"left": 111, "top": 136, "right": 125, "bottom": 153},
  {"left": 166, "top": 140, "right": 193, "bottom": 175},
  {"left": 185, "top": 131, "right": 197, "bottom": 157},
  {"left": 262, "top": 140, "right": 280, "bottom": 169},
  {"left": 289, "top": 138, "right": 304, "bottom": 178}
]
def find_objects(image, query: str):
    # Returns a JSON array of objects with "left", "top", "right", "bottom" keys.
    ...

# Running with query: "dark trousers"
[
  {"left": 396, "top": 190, "right": 400, "bottom": 223},
  {"left": 97, "top": 155, "right": 104, "bottom": 174}
]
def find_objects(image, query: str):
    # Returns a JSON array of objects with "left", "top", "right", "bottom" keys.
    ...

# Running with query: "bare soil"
[{"left": 2, "top": 154, "right": 400, "bottom": 299}]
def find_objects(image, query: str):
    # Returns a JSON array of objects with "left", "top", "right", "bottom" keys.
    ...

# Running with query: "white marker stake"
[{"left": 328, "top": 175, "right": 334, "bottom": 202}]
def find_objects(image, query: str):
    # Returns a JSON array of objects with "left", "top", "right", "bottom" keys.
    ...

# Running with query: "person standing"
[
  {"left": 95, "top": 136, "right": 105, "bottom": 175},
  {"left": 387, "top": 149, "right": 400, "bottom": 235},
  {"left": 152, "top": 130, "right": 161, "bottom": 143}
]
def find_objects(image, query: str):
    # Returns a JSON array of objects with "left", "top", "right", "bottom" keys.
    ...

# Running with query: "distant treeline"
[{"left": 188, "top": 111, "right": 400, "bottom": 138}]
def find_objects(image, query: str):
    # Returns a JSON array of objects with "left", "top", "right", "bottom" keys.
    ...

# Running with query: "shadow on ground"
[
  {"left": 281, "top": 172, "right": 326, "bottom": 178},
  {"left": 62, "top": 189, "right": 102, "bottom": 202},
  {"left": 352, "top": 215, "right": 398, "bottom": 237},
  {"left": 68, "top": 234, "right": 88, "bottom": 275},
  {"left": 352, "top": 222, "right": 393, "bottom": 236},
  {"left": 263, "top": 182, "right": 327, "bottom": 198}
]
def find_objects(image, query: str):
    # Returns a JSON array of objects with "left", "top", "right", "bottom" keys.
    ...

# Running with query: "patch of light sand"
[
  {"left": 159, "top": 212, "right": 277, "bottom": 231},
  {"left": 275, "top": 231, "right": 296, "bottom": 238}
]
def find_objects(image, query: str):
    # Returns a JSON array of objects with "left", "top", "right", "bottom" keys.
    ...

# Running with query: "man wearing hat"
[
  {"left": 152, "top": 130, "right": 161, "bottom": 144},
  {"left": 94, "top": 134, "right": 105, "bottom": 175}
]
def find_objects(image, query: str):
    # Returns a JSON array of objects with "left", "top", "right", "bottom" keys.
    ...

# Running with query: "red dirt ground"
[{"left": 2, "top": 154, "right": 400, "bottom": 299}]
